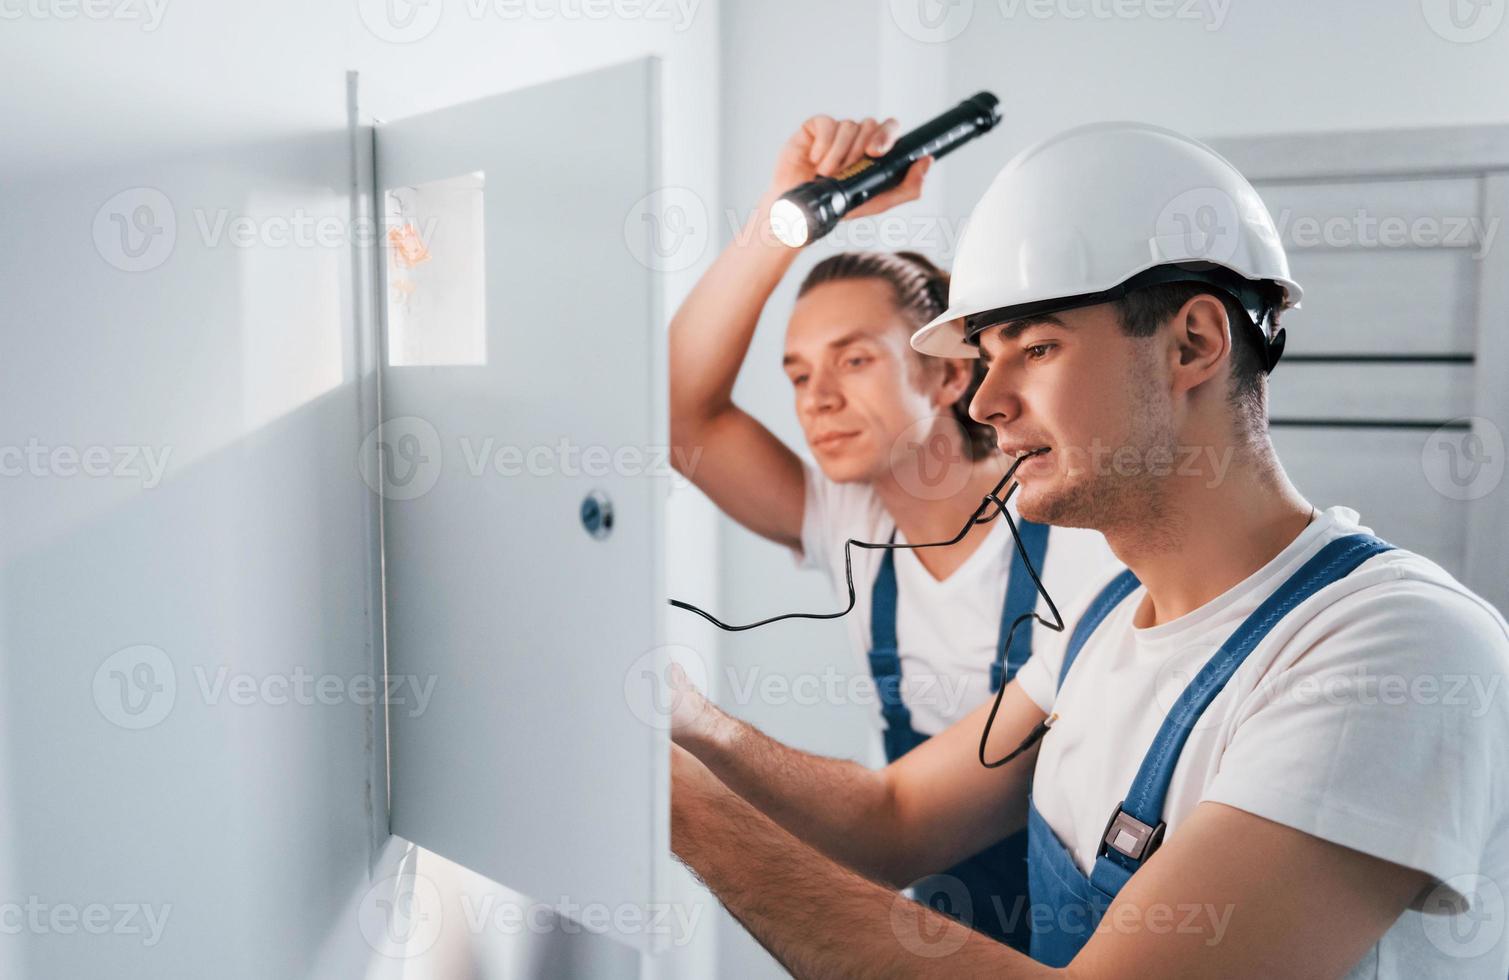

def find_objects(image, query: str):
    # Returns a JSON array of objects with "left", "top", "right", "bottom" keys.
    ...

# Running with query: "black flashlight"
[{"left": 768, "top": 92, "right": 1002, "bottom": 248}]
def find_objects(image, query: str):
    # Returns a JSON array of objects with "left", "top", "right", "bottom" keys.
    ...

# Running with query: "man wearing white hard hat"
[{"left": 668, "top": 121, "right": 1509, "bottom": 978}]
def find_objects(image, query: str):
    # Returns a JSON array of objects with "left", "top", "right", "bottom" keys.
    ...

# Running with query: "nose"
[
  {"left": 968, "top": 358, "right": 1022, "bottom": 429},
  {"left": 800, "top": 364, "right": 843, "bottom": 415}
]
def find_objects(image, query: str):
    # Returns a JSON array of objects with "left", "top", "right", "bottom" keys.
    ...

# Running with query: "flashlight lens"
[{"left": 769, "top": 198, "right": 809, "bottom": 248}]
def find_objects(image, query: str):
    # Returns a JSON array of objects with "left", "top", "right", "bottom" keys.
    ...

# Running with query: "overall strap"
[
  {"left": 991, "top": 519, "right": 1052, "bottom": 692},
  {"left": 1090, "top": 533, "right": 1395, "bottom": 895},
  {"left": 868, "top": 531, "right": 915, "bottom": 737},
  {"left": 1057, "top": 569, "right": 1142, "bottom": 692}
]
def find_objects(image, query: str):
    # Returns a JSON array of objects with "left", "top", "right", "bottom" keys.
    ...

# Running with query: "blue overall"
[
  {"left": 1025, "top": 533, "right": 1395, "bottom": 967},
  {"left": 869, "top": 518, "right": 1050, "bottom": 951}
]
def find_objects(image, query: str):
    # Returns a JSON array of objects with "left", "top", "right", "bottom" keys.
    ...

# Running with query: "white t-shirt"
[
  {"left": 792, "top": 459, "right": 1122, "bottom": 736},
  {"left": 1016, "top": 505, "right": 1509, "bottom": 979}
]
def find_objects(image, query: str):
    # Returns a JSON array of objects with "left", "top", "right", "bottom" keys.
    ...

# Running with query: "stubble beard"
[{"left": 1017, "top": 363, "right": 1179, "bottom": 540}]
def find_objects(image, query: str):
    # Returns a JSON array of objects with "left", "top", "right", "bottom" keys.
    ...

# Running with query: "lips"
[
  {"left": 1001, "top": 445, "right": 1052, "bottom": 474},
  {"left": 812, "top": 430, "right": 860, "bottom": 449}
]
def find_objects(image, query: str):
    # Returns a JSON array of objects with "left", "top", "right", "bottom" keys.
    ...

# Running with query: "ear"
[
  {"left": 931, "top": 356, "right": 975, "bottom": 411},
  {"left": 1168, "top": 293, "right": 1232, "bottom": 395}
]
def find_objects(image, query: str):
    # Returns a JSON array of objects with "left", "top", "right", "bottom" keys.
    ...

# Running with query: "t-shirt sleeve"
[
  {"left": 1203, "top": 580, "right": 1509, "bottom": 913},
  {"left": 789, "top": 459, "right": 826, "bottom": 572},
  {"left": 1013, "top": 632, "right": 1058, "bottom": 714}
]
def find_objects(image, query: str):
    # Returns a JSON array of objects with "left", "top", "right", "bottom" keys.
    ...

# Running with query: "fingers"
[
  {"left": 804, "top": 115, "right": 901, "bottom": 176},
  {"left": 853, "top": 117, "right": 884, "bottom": 161},
  {"left": 667, "top": 660, "right": 696, "bottom": 693},
  {"left": 801, "top": 115, "right": 838, "bottom": 170},
  {"left": 789, "top": 114, "right": 919, "bottom": 220},
  {"left": 816, "top": 118, "right": 860, "bottom": 173}
]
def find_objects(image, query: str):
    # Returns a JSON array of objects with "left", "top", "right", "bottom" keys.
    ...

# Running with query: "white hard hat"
[{"left": 911, "top": 121, "right": 1302, "bottom": 370}]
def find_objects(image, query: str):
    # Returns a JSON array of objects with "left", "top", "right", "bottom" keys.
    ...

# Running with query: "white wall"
[
  {"left": 0, "top": 3, "right": 721, "bottom": 978},
  {"left": 935, "top": 0, "right": 1509, "bottom": 221}
]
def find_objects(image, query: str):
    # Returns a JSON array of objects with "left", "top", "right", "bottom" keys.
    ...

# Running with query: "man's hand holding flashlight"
[{"left": 763, "top": 115, "right": 933, "bottom": 237}]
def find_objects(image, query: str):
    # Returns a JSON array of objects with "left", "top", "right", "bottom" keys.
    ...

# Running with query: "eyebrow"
[
  {"left": 988, "top": 314, "right": 1072, "bottom": 342},
  {"left": 782, "top": 330, "right": 880, "bottom": 367},
  {"left": 977, "top": 315, "right": 1073, "bottom": 362}
]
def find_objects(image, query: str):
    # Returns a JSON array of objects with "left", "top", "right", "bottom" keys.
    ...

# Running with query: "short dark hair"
[
  {"left": 797, "top": 251, "right": 997, "bottom": 460},
  {"left": 1111, "top": 281, "right": 1285, "bottom": 433}
]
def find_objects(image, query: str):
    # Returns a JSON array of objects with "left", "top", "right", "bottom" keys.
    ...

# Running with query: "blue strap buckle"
[{"left": 1098, "top": 802, "right": 1165, "bottom": 863}]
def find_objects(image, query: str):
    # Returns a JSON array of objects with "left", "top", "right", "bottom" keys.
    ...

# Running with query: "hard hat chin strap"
[{"left": 963, "top": 263, "right": 1287, "bottom": 373}]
